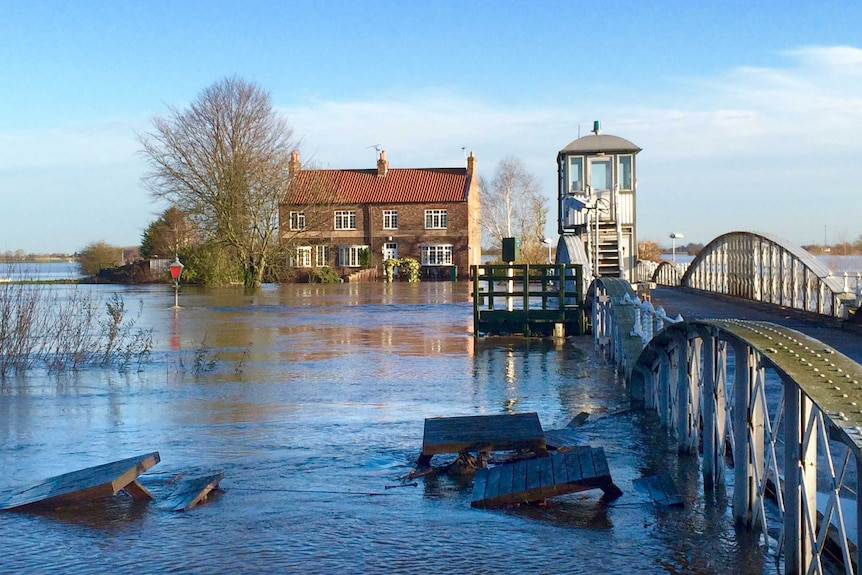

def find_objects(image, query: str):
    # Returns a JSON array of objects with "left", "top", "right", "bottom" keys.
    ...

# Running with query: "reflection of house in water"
[{"left": 280, "top": 150, "right": 481, "bottom": 280}]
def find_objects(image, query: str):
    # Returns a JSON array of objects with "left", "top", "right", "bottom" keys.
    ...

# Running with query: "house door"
[{"left": 383, "top": 242, "right": 398, "bottom": 261}]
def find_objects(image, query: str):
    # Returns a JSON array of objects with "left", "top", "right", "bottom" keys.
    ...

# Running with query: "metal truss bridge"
[{"left": 596, "top": 230, "right": 862, "bottom": 574}]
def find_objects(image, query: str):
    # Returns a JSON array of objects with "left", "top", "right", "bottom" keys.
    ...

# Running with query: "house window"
[
  {"left": 420, "top": 244, "right": 453, "bottom": 266},
  {"left": 289, "top": 246, "right": 312, "bottom": 268},
  {"left": 383, "top": 210, "right": 398, "bottom": 230},
  {"left": 314, "top": 245, "right": 330, "bottom": 267},
  {"left": 289, "top": 211, "right": 306, "bottom": 231},
  {"left": 424, "top": 209, "right": 448, "bottom": 229},
  {"left": 334, "top": 210, "right": 356, "bottom": 230},
  {"left": 338, "top": 245, "right": 369, "bottom": 267}
]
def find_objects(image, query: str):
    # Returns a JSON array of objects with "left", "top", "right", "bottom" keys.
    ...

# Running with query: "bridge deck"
[{"left": 650, "top": 286, "right": 862, "bottom": 365}]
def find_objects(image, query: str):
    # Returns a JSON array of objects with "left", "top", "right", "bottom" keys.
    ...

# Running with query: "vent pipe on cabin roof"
[{"left": 592, "top": 121, "right": 601, "bottom": 135}]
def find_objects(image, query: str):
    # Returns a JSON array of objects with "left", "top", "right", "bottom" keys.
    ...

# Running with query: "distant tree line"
[{"left": 637, "top": 240, "right": 704, "bottom": 262}]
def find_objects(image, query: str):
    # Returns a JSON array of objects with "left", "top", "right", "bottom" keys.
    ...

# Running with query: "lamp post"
[
  {"left": 541, "top": 237, "right": 554, "bottom": 264},
  {"left": 169, "top": 256, "right": 184, "bottom": 309},
  {"left": 669, "top": 233, "right": 684, "bottom": 263}
]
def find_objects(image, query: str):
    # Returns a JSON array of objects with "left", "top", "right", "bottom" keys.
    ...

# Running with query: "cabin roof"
[{"left": 559, "top": 134, "right": 641, "bottom": 155}]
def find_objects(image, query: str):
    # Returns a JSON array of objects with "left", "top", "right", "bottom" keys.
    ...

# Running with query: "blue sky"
[{"left": 2, "top": 0, "right": 861, "bottom": 254}]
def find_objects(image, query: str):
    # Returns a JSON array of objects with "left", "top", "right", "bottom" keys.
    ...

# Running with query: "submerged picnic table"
[
  {"left": 0, "top": 452, "right": 160, "bottom": 511},
  {"left": 415, "top": 412, "right": 622, "bottom": 508},
  {"left": 417, "top": 412, "right": 548, "bottom": 467},
  {"left": 0, "top": 452, "right": 223, "bottom": 512},
  {"left": 471, "top": 445, "right": 622, "bottom": 508}
]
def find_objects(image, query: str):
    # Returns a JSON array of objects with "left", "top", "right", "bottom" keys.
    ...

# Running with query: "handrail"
[{"left": 681, "top": 231, "right": 854, "bottom": 317}]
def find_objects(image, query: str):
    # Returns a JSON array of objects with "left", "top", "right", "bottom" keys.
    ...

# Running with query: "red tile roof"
[{"left": 285, "top": 168, "right": 470, "bottom": 204}]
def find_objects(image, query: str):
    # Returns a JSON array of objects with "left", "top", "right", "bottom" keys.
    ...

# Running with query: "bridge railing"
[
  {"left": 592, "top": 280, "right": 862, "bottom": 574},
  {"left": 680, "top": 231, "right": 856, "bottom": 318},
  {"left": 629, "top": 320, "right": 862, "bottom": 574}
]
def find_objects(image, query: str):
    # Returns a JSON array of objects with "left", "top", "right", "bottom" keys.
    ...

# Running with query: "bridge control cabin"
[{"left": 556, "top": 122, "right": 641, "bottom": 284}]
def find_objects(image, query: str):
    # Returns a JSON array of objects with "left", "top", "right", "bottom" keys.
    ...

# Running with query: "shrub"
[{"left": 0, "top": 282, "right": 154, "bottom": 377}]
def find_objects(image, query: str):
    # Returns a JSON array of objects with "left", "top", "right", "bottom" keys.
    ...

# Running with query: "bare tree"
[
  {"left": 139, "top": 76, "right": 297, "bottom": 287},
  {"left": 480, "top": 157, "right": 548, "bottom": 263}
]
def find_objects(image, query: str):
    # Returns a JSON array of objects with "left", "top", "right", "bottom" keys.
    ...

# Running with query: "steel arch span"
[{"left": 680, "top": 231, "right": 854, "bottom": 317}]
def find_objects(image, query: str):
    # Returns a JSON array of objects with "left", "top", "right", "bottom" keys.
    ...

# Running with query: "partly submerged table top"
[
  {"left": 0, "top": 452, "right": 160, "bottom": 511},
  {"left": 421, "top": 412, "right": 546, "bottom": 457}
]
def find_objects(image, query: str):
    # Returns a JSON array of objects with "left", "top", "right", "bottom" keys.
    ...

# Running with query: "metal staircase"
[{"left": 593, "top": 221, "right": 622, "bottom": 278}]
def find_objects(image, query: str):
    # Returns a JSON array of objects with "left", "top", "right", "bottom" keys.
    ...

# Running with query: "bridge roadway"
[{"left": 648, "top": 285, "right": 862, "bottom": 365}]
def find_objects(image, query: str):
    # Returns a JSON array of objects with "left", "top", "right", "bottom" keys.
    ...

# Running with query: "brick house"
[{"left": 280, "top": 150, "right": 481, "bottom": 280}]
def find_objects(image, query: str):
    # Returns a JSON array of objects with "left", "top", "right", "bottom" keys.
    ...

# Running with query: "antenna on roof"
[
  {"left": 367, "top": 144, "right": 382, "bottom": 153},
  {"left": 462, "top": 146, "right": 467, "bottom": 160}
]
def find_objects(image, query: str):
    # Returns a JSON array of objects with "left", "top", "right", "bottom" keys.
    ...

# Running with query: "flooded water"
[{"left": 0, "top": 282, "right": 782, "bottom": 574}]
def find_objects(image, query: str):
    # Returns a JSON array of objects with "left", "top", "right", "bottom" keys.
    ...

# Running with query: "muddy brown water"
[{"left": 0, "top": 282, "right": 796, "bottom": 574}]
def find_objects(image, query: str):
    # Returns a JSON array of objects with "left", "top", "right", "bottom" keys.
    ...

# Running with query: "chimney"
[
  {"left": 289, "top": 150, "right": 301, "bottom": 177},
  {"left": 466, "top": 151, "right": 477, "bottom": 177},
  {"left": 377, "top": 150, "right": 388, "bottom": 176}
]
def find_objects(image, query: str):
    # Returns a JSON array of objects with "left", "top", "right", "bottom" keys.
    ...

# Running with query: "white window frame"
[
  {"left": 420, "top": 244, "right": 453, "bottom": 266},
  {"left": 587, "top": 156, "right": 613, "bottom": 192},
  {"left": 424, "top": 209, "right": 448, "bottom": 229},
  {"left": 338, "top": 245, "right": 368, "bottom": 267},
  {"left": 290, "top": 246, "right": 312, "bottom": 268},
  {"left": 289, "top": 211, "right": 306, "bottom": 231},
  {"left": 314, "top": 245, "right": 330, "bottom": 267},
  {"left": 334, "top": 210, "right": 357, "bottom": 230},
  {"left": 618, "top": 155, "right": 634, "bottom": 190},
  {"left": 382, "top": 210, "right": 398, "bottom": 230}
]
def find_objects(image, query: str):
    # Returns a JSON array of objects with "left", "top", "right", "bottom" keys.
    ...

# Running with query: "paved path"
[{"left": 650, "top": 287, "right": 862, "bottom": 365}]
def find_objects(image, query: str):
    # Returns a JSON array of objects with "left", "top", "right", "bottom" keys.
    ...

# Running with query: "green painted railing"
[{"left": 471, "top": 264, "right": 586, "bottom": 336}]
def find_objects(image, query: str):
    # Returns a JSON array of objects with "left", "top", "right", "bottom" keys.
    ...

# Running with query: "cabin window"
[
  {"left": 420, "top": 244, "right": 452, "bottom": 266},
  {"left": 424, "top": 209, "right": 448, "bottom": 229},
  {"left": 568, "top": 156, "right": 584, "bottom": 194},
  {"left": 383, "top": 210, "right": 398, "bottom": 230},
  {"left": 619, "top": 155, "right": 633, "bottom": 190},
  {"left": 588, "top": 157, "right": 613, "bottom": 191},
  {"left": 334, "top": 210, "right": 356, "bottom": 230},
  {"left": 289, "top": 211, "right": 305, "bottom": 231}
]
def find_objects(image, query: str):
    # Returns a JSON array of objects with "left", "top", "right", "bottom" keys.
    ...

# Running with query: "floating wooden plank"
[
  {"left": 471, "top": 447, "right": 621, "bottom": 509},
  {"left": 544, "top": 428, "right": 581, "bottom": 451},
  {"left": 0, "top": 452, "right": 160, "bottom": 511},
  {"left": 418, "top": 412, "right": 546, "bottom": 466},
  {"left": 633, "top": 472, "right": 684, "bottom": 507},
  {"left": 160, "top": 472, "right": 224, "bottom": 512}
]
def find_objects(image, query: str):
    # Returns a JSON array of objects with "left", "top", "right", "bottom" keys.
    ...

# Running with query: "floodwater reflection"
[{"left": 0, "top": 282, "right": 776, "bottom": 574}]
